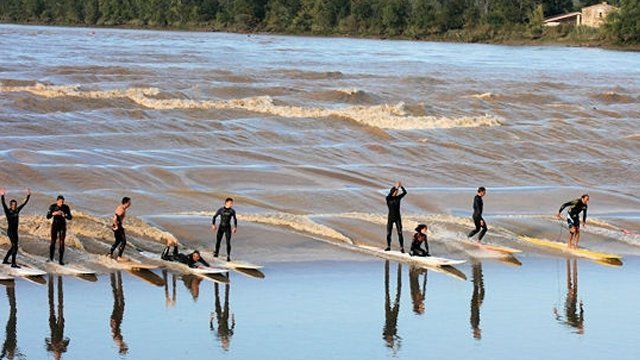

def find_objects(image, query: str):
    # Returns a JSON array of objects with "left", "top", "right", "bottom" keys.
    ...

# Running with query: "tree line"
[{"left": 0, "top": 0, "right": 638, "bottom": 45}]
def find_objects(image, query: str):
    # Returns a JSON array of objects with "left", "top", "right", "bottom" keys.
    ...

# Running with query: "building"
[{"left": 543, "top": 2, "right": 617, "bottom": 28}]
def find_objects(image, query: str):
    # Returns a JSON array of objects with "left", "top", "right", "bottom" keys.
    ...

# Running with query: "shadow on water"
[
  {"left": 409, "top": 266, "right": 427, "bottom": 315},
  {"left": 1, "top": 285, "right": 23, "bottom": 360},
  {"left": 46, "top": 275, "right": 70, "bottom": 360},
  {"left": 210, "top": 273, "right": 235, "bottom": 352},
  {"left": 126, "top": 269, "right": 165, "bottom": 287},
  {"left": 382, "top": 260, "right": 402, "bottom": 354},
  {"left": 470, "top": 262, "right": 485, "bottom": 340},
  {"left": 110, "top": 272, "right": 129, "bottom": 355},
  {"left": 553, "top": 259, "right": 585, "bottom": 335}
]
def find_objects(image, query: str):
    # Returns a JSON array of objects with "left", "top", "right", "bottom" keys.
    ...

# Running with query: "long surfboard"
[
  {"left": 357, "top": 245, "right": 467, "bottom": 266},
  {"left": 519, "top": 235, "right": 623, "bottom": 265},
  {"left": 7, "top": 264, "right": 47, "bottom": 277},
  {"left": 459, "top": 239, "right": 522, "bottom": 254},
  {"left": 97, "top": 255, "right": 159, "bottom": 271},
  {"left": 45, "top": 262, "right": 97, "bottom": 276},
  {"left": 210, "top": 258, "right": 263, "bottom": 270},
  {"left": 139, "top": 251, "right": 229, "bottom": 276}
]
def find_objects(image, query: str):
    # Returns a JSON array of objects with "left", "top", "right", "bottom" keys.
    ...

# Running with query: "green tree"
[{"left": 606, "top": 0, "right": 640, "bottom": 44}]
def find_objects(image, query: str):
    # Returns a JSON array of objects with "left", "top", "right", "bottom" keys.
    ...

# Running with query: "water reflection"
[
  {"left": 110, "top": 272, "right": 128, "bottom": 355},
  {"left": 470, "top": 262, "right": 485, "bottom": 340},
  {"left": 46, "top": 275, "right": 70, "bottom": 360},
  {"left": 408, "top": 267, "right": 427, "bottom": 315},
  {"left": 182, "top": 275, "right": 204, "bottom": 301},
  {"left": 382, "top": 261, "right": 402, "bottom": 353},
  {"left": 163, "top": 270, "right": 177, "bottom": 307},
  {"left": 553, "top": 259, "right": 584, "bottom": 334},
  {"left": 210, "top": 274, "right": 235, "bottom": 352},
  {"left": 1, "top": 286, "right": 23, "bottom": 360}
]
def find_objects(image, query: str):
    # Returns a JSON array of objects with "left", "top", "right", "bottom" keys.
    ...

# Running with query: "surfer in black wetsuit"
[
  {"left": 161, "top": 245, "right": 210, "bottom": 268},
  {"left": 467, "top": 187, "right": 487, "bottom": 242},
  {"left": 109, "top": 197, "right": 131, "bottom": 261},
  {"left": 556, "top": 194, "right": 589, "bottom": 249},
  {"left": 1, "top": 188, "right": 30, "bottom": 268},
  {"left": 211, "top": 198, "right": 237, "bottom": 261},
  {"left": 46, "top": 195, "right": 72, "bottom": 265},
  {"left": 386, "top": 182, "right": 407, "bottom": 252},
  {"left": 410, "top": 224, "right": 430, "bottom": 257}
]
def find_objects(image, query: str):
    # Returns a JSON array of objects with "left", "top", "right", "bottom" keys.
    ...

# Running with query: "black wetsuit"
[
  {"left": 467, "top": 194, "right": 487, "bottom": 241},
  {"left": 410, "top": 232, "right": 430, "bottom": 257},
  {"left": 559, "top": 199, "right": 588, "bottom": 229},
  {"left": 110, "top": 211, "right": 126, "bottom": 258},
  {"left": 2, "top": 195, "right": 30, "bottom": 266},
  {"left": 386, "top": 186, "right": 407, "bottom": 249},
  {"left": 161, "top": 246, "right": 211, "bottom": 268},
  {"left": 46, "top": 203, "right": 72, "bottom": 264},
  {"left": 212, "top": 207, "right": 237, "bottom": 259}
]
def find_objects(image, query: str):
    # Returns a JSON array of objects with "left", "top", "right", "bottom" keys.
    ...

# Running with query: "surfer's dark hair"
[
  {"left": 122, "top": 197, "right": 131, "bottom": 204},
  {"left": 57, "top": 195, "right": 65, "bottom": 200},
  {"left": 415, "top": 224, "right": 428, "bottom": 232},
  {"left": 581, "top": 194, "right": 589, "bottom": 199},
  {"left": 478, "top": 187, "right": 486, "bottom": 193},
  {"left": 225, "top": 197, "right": 233, "bottom": 203}
]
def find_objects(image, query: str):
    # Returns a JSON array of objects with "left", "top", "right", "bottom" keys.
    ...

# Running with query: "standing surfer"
[
  {"left": 109, "top": 197, "right": 131, "bottom": 261},
  {"left": 1, "top": 188, "right": 30, "bottom": 268},
  {"left": 46, "top": 195, "right": 72, "bottom": 265},
  {"left": 556, "top": 194, "right": 589, "bottom": 249},
  {"left": 385, "top": 182, "right": 407, "bottom": 252},
  {"left": 467, "top": 187, "right": 488, "bottom": 243},
  {"left": 211, "top": 198, "right": 238, "bottom": 261}
]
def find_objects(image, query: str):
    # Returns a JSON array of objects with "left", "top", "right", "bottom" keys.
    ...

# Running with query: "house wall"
[{"left": 581, "top": 3, "right": 616, "bottom": 28}]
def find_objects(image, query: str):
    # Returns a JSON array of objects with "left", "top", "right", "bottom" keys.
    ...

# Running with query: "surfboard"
[
  {"left": 0, "top": 274, "right": 13, "bottom": 282},
  {"left": 7, "top": 264, "right": 47, "bottom": 277},
  {"left": 460, "top": 239, "right": 522, "bottom": 254},
  {"left": 358, "top": 245, "right": 467, "bottom": 267},
  {"left": 518, "top": 235, "right": 623, "bottom": 265},
  {"left": 139, "top": 251, "right": 229, "bottom": 276},
  {"left": 210, "top": 258, "right": 263, "bottom": 270},
  {"left": 45, "top": 262, "right": 97, "bottom": 276},
  {"left": 98, "top": 255, "right": 159, "bottom": 271}
]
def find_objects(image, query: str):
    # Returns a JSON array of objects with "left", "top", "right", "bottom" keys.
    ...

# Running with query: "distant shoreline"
[{"left": 3, "top": 21, "right": 639, "bottom": 52}]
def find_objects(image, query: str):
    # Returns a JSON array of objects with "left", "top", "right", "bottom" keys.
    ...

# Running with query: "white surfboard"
[
  {"left": 7, "top": 264, "right": 47, "bottom": 277},
  {"left": 358, "top": 245, "right": 467, "bottom": 266},
  {"left": 97, "top": 254, "right": 159, "bottom": 271},
  {"left": 210, "top": 258, "right": 263, "bottom": 270},
  {"left": 139, "top": 251, "right": 229, "bottom": 276},
  {"left": 45, "top": 262, "right": 97, "bottom": 276}
]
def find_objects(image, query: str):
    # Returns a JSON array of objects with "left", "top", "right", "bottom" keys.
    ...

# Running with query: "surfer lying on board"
[
  {"left": 211, "top": 198, "right": 238, "bottom": 262},
  {"left": 467, "top": 187, "right": 487, "bottom": 243},
  {"left": 386, "top": 182, "right": 407, "bottom": 252},
  {"left": 410, "top": 224, "right": 430, "bottom": 257},
  {"left": 161, "top": 245, "right": 211, "bottom": 269},
  {"left": 557, "top": 194, "right": 589, "bottom": 249},
  {"left": 1, "top": 188, "right": 30, "bottom": 268}
]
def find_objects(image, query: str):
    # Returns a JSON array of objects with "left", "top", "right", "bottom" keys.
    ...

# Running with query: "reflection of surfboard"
[
  {"left": 126, "top": 269, "right": 165, "bottom": 287},
  {"left": 232, "top": 268, "right": 266, "bottom": 279},
  {"left": 519, "top": 235, "right": 623, "bottom": 266},
  {"left": 45, "top": 262, "right": 97, "bottom": 276},
  {"left": 0, "top": 274, "right": 14, "bottom": 282},
  {"left": 460, "top": 239, "right": 522, "bottom": 254},
  {"left": 358, "top": 245, "right": 467, "bottom": 267}
]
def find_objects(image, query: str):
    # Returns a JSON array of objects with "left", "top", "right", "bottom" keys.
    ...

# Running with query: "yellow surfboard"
[
  {"left": 460, "top": 239, "right": 522, "bottom": 254},
  {"left": 518, "top": 235, "right": 623, "bottom": 266}
]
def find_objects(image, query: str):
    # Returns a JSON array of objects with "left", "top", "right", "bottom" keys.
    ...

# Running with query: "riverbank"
[{"left": 2, "top": 20, "right": 639, "bottom": 52}]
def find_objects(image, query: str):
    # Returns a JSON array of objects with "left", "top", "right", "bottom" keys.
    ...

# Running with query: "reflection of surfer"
[
  {"left": 408, "top": 267, "right": 427, "bottom": 315},
  {"left": 110, "top": 272, "right": 129, "bottom": 355},
  {"left": 553, "top": 259, "right": 584, "bottom": 334},
  {"left": 210, "top": 277, "right": 235, "bottom": 351},
  {"left": 163, "top": 270, "right": 177, "bottom": 307},
  {"left": 470, "top": 263, "right": 485, "bottom": 340},
  {"left": 382, "top": 261, "right": 402, "bottom": 352},
  {"left": 46, "top": 275, "right": 70, "bottom": 360},
  {"left": 183, "top": 275, "right": 203, "bottom": 301},
  {"left": 1, "top": 286, "right": 22, "bottom": 359}
]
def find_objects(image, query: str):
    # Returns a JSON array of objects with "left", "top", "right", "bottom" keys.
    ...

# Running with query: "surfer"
[
  {"left": 467, "top": 187, "right": 487, "bottom": 243},
  {"left": 109, "top": 197, "right": 131, "bottom": 261},
  {"left": 1, "top": 188, "right": 30, "bottom": 268},
  {"left": 211, "top": 198, "right": 238, "bottom": 261},
  {"left": 46, "top": 195, "right": 72, "bottom": 265},
  {"left": 161, "top": 245, "right": 211, "bottom": 268},
  {"left": 385, "top": 182, "right": 407, "bottom": 252},
  {"left": 410, "top": 224, "right": 430, "bottom": 257},
  {"left": 556, "top": 194, "right": 589, "bottom": 249}
]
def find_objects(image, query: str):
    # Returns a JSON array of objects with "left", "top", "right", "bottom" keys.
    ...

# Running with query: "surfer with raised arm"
[
  {"left": 211, "top": 198, "right": 238, "bottom": 261},
  {"left": 467, "top": 187, "right": 487, "bottom": 243},
  {"left": 556, "top": 194, "right": 589, "bottom": 249},
  {"left": 385, "top": 181, "right": 407, "bottom": 252},
  {"left": 1, "top": 188, "right": 30, "bottom": 268}
]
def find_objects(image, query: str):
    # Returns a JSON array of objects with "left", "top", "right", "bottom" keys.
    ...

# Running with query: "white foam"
[{"left": 0, "top": 83, "right": 501, "bottom": 130}]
